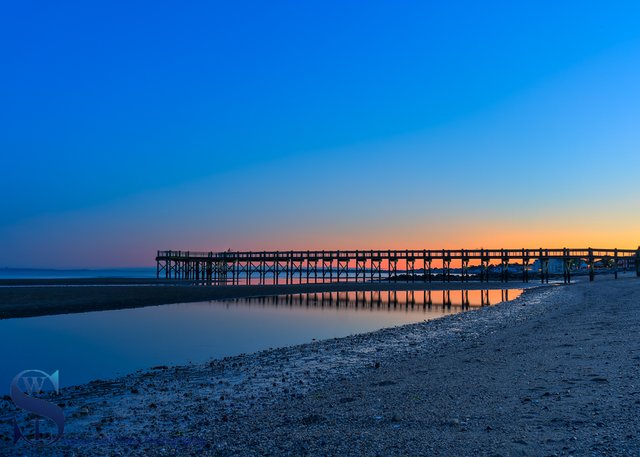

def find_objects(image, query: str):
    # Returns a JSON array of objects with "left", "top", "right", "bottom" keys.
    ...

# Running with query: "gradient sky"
[{"left": 2, "top": 1, "right": 640, "bottom": 268}]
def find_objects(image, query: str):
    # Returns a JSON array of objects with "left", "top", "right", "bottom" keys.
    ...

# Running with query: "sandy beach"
[
  {"left": 1, "top": 276, "right": 639, "bottom": 455},
  {"left": 0, "top": 278, "right": 528, "bottom": 319}
]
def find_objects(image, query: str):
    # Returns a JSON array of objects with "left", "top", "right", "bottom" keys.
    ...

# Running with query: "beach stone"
[
  {"left": 15, "top": 278, "right": 640, "bottom": 456},
  {"left": 301, "top": 414, "right": 323, "bottom": 425}
]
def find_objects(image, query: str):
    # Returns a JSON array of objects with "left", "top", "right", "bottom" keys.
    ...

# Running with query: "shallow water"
[
  {"left": 0, "top": 289, "right": 521, "bottom": 388},
  {"left": 0, "top": 267, "right": 157, "bottom": 280}
]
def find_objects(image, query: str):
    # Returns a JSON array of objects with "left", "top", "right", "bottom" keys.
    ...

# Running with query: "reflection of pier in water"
[{"left": 232, "top": 289, "right": 522, "bottom": 312}]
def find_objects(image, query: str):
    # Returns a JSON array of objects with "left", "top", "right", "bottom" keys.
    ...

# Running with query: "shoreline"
[
  {"left": 2, "top": 277, "right": 639, "bottom": 455},
  {"left": 2, "top": 282, "right": 551, "bottom": 454},
  {"left": 0, "top": 278, "right": 535, "bottom": 320}
]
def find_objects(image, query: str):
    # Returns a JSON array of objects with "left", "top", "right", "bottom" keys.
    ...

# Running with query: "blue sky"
[{"left": 1, "top": 1, "right": 640, "bottom": 267}]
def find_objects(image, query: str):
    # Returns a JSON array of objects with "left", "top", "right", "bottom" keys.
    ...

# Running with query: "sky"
[{"left": 1, "top": 1, "right": 640, "bottom": 268}]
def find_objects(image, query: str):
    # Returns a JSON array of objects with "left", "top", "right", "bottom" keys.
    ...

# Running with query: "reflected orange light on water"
[{"left": 233, "top": 289, "right": 523, "bottom": 309}]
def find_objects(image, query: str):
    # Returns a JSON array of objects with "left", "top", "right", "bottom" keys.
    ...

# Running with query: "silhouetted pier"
[{"left": 156, "top": 248, "right": 640, "bottom": 285}]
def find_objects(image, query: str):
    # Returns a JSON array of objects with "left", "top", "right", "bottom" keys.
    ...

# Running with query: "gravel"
[{"left": 2, "top": 276, "right": 639, "bottom": 456}]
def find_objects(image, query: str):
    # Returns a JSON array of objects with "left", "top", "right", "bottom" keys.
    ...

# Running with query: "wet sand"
[
  {"left": 0, "top": 278, "right": 527, "bottom": 319},
  {"left": 2, "top": 277, "right": 639, "bottom": 455}
]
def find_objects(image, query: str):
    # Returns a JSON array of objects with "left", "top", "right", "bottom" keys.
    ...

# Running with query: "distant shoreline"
[{"left": 0, "top": 277, "right": 535, "bottom": 320}]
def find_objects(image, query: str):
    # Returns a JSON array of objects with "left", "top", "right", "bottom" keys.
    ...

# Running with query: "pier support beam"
[
  {"left": 388, "top": 256, "right": 398, "bottom": 282},
  {"left": 206, "top": 261, "right": 212, "bottom": 284},
  {"left": 501, "top": 250, "right": 509, "bottom": 283},
  {"left": 321, "top": 256, "right": 333, "bottom": 283},
  {"left": 406, "top": 255, "right": 415, "bottom": 282},
  {"left": 370, "top": 257, "right": 382, "bottom": 282},
  {"left": 480, "top": 257, "right": 489, "bottom": 283},
  {"left": 461, "top": 251, "right": 469, "bottom": 282},
  {"left": 337, "top": 257, "right": 350, "bottom": 283},
  {"left": 355, "top": 255, "right": 366, "bottom": 283},
  {"left": 442, "top": 250, "right": 451, "bottom": 282},
  {"left": 306, "top": 258, "right": 318, "bottom": 284},
  {"left": 424, "top": 257, "right": 432, "bottom": 282},
  {"left": 562, "top": 248, "right": 571, "bottom": 284},
  {"left": 539, "top": 258, "right": 549, "bottom": 284}
]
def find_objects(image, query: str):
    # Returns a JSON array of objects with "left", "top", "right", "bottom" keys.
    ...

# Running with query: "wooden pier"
[{"left": 156, "top": 248, "right": 640, "bottom": 285}]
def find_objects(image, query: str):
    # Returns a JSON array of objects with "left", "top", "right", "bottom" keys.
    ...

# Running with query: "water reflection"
[
  {"left": 0, "top": 288, "right": 522, "bottom": 387},
  {"left": 236, "top": 289, "right": 521, "bottom": 310}
]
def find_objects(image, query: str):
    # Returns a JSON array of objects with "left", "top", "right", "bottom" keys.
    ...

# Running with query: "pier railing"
[{"left": 156, "top": 247, "right": 640, "bottom": 285}]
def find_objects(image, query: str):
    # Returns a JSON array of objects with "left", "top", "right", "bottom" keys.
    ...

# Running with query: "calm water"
[
  {"left": 0, "top": 289, "right": 522, "bottom": 388},
  {"left": 0, "top": 267, "right": 157, "bottom": 280}
]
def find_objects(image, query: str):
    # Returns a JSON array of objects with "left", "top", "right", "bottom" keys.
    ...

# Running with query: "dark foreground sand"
[
  {"left": 0, "top": 278, "right": 526, "bottom": 319},
  {"left": 1, "top": 277, "right": 639, "bottom": 456}
]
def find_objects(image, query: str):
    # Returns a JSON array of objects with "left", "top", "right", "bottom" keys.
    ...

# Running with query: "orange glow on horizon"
[{"left": 221, "top": 222, "right": 640, "bottom": 253}]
